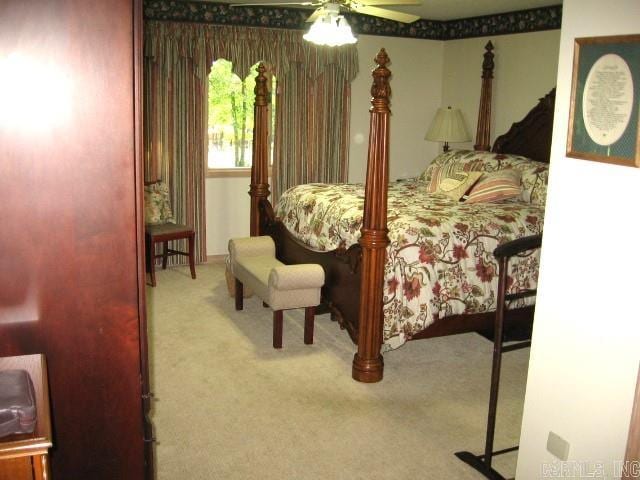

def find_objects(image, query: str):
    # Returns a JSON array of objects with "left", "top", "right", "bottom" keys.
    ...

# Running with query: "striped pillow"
[{"left": 465, "top": 170, "right": 522, "bottom": 203}]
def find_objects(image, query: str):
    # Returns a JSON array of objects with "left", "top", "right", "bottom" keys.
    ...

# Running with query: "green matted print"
[{"left": 567, "top": 34, "right": 640, "bottom": 168}]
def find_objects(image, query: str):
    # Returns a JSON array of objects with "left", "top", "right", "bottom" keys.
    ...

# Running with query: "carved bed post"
[
  {"left": 249, "top": 63, "right": 271, "bottom": 236},
  {"left": 352, "top": 49, "right": 391, "bottom": 383},
  {"left": 474, "top": 41, "right": 494, "bottom": 151}
]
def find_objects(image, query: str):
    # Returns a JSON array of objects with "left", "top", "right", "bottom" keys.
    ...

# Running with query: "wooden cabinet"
[
  {"left": 0, "top": 355, "right": 52, "bottom": 480},
  {"left": 0, "top": 1, "right": 152, "bottom": 478}
]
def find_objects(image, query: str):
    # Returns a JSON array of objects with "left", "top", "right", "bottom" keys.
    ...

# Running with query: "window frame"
[{"left": 206, "top": 166, "right": 273, "bottom": 179}]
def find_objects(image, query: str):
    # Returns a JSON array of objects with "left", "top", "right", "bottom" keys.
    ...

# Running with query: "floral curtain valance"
[{"left": 144, "top": 21, "right": 359, "bottom": 81}]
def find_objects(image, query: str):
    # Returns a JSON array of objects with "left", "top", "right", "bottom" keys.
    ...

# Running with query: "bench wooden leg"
[
  {"left": 273, "top": 310, "right": 283, "bottom": 349},
  {"left": 188, "top": 233, "right": 196, "bottom": 279},
  {"left": 235, "top": 279, "right": 244, "bottom": 311},
  {"left": 304, "top": 306, "right": 315, "bottom": 345}
]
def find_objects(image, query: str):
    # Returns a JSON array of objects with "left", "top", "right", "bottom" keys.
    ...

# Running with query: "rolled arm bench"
[{"left": 228, "top": 236, "right": 324, "bottom": 348}]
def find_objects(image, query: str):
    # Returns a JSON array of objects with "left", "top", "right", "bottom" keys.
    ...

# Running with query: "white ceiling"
[{"left": 214, "top": 0, "right": 562, "bottom": 21}]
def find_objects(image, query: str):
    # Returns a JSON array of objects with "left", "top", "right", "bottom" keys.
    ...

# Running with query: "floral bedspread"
[{"left": 275, "top": 178, "right": 544, "bottom": 350}]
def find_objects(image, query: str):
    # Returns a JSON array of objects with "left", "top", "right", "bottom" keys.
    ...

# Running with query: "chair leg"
[
  {"left": 273, "top": 310, "right": 283, "bottom": 349},
  {"left": 188, "top": 233, "right": 196, "bottom": 279},
  {"left": 144, "top": 234, "right": 151, "bottom": 282},
  {"left": 304, "top": 306, "right": 315, "bottom": 345},
  {"left": 149, "top": 240, "right": 157, "bottom": 287},
  {"left": 235, "top": 279, "right": 244, "bottom": 311},
  {"left": 162, "top": 241, "right": 169, "bottom": 270}
]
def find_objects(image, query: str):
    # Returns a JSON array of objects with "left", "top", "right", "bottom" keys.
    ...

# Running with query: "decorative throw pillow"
[
  {"left": 419, "top": 150, "right": 463, "bottom": 184},
  {"left": 436, "top": 170, "right": 483, "bottom": 201},
  {"left": 426, "top": 165, "right": 446, "bottom": 193},
  {"left": 465, "top": 169, "right": 522, "bottom": 203},
  {"left": 144, "top": 190, "right": 163, "bottom": 224},
  {"left": 144, "top": 182, "right": 174, "bottom": 225},
  {"left": 519, "top": 163, "right": 549, "bottom": 206}
]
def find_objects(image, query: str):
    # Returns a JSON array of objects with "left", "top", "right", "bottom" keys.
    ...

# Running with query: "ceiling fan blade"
[
  {"left": 357, "top": 0, "right": 421, "bottom": 5},
  {"left": 230, "top": 1, "right": 318, "bottom": 7},
  {"left": 349, "top": 4, "right": 420, "bottom": 23}
]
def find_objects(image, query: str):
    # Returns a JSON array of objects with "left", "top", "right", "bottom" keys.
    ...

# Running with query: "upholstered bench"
[{"left": 228, "top": 236, "right": 324, "bottom": 349}]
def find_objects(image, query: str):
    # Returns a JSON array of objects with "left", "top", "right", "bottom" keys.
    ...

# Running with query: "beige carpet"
[{"left": 147, "top": 262, "right": 530, "bottom": 480}]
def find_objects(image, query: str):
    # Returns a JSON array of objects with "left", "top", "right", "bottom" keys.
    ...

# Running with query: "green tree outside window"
[{"left": 208, "top": 60, "right": 275, "bottom": 169}]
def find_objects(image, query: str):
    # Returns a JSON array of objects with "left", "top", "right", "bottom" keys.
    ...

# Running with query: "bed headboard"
[{"left": 491, "top": 88, "right": 556, "bottom": 164}]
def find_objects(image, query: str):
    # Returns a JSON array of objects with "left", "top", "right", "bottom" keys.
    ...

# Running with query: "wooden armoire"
[{"left": 0, "top": 0, "right": 152, "bottom": 478}]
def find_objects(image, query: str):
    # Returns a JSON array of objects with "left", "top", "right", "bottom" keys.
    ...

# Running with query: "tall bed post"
[
  {"left": 249, "top": 63, "right": 271, "bottom": 236},
  {"left": 352, "top": 49, "right": 392, "bottom": 383},
  {"left": 474, "top": 41, "right": 494, "bottom": 151}
]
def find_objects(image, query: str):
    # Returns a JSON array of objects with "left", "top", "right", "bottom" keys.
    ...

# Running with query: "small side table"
[{"left": 0, "top": 355, "right": 53, "bottom": 480}]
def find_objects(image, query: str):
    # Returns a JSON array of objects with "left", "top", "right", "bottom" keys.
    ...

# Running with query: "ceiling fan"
[{"left": 229, "top": 0, "right": 422, "bottom": 24}]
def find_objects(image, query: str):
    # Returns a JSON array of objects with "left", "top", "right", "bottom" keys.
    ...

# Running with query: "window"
[{"left": 207, "top": 60, "right": 276, "bottom": 176}]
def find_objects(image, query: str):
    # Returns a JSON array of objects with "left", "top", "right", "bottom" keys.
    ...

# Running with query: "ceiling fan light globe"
[
  {"left": 303, "top": 13, "right": 357, "bottom": 46},
  {"left": 336, "top": 16, "right": 357, "bottom": 44}
]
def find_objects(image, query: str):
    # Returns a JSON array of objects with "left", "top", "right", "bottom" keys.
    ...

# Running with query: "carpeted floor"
[{"left": 147, "top": 262, "right": 530, "bottom": 480}]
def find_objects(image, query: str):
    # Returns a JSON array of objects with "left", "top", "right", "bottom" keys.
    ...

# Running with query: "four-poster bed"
[{"left": 248, "top": 43, "right": 555, "bottom": 383}]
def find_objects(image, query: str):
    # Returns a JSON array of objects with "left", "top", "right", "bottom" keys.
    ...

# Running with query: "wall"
[
  {"left": 206, "top": 175, "right": 254, "bottom": 256},
  {"left": 442, "top": 30, "right": 560, "bottom": 150},
  {"left": 517, "top": 1, "right": 640, "bottom": 478},
  {"left": 347, "top": 35, "right": 443, "bottom": 183}
]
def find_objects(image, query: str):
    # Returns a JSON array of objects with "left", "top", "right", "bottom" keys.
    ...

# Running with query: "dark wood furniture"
[
  {"left": 0, "top": 355, "right": 52, "bottom": 480},
  {"left": 474, "top": 41, "right": 495, "bottom": 151},
  {"left": 145, "top": 223, "right": 196, "bottom": 287},
  {"left": 1, "top": 1, "right": 152, "bottom": 478},
  {"left": 455, "top": 234, "right": 542, "bottom": 480},
  {"left": 250, "top": 43, "right": 555, "bottom": 382}
]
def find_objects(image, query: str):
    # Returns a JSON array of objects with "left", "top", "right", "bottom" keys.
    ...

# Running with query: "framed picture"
[{"left": 567, "top": 34, "right": 640, "bottom": 168}]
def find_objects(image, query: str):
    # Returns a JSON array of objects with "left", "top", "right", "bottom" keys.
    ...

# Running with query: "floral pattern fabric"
[
  {"left": 275, "top": 158, "right": 546, "bottom": 349},
  {"left": 144, "top": 182, "right": 174, "bottom": 225}
]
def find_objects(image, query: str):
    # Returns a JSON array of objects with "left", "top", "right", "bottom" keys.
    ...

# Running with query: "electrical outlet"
[{"left": 547, "top": 431, "right": 570, "bottom": 461}]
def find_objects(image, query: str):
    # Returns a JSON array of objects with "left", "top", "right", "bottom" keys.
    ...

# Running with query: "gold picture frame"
[{"left": 567, "top": 34, "right": 640, "bottom": 168}]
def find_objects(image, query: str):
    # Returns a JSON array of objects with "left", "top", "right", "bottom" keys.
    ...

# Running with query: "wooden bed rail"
[
  {"left": 352, "top": 49, "right": 392, "bottom": 383},
  {"left": 474, "top": 41, "right": 494, "bottom": 151},
  {"left": 249, "top": 63, "right": 271, "bottom": 236}
]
